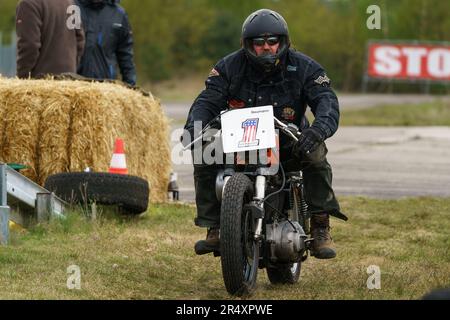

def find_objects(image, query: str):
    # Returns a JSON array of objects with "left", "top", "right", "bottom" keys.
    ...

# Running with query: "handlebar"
[
  {"left": 183, "top": 116, "right": 301, "bottom": 151},
  {"left": 273, "top": 117, "right": 301, "bottom": 142}
]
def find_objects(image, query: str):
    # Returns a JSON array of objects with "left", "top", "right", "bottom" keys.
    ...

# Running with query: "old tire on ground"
[{"left": 44, "top": 172, "right": 149, "bottom": 214}]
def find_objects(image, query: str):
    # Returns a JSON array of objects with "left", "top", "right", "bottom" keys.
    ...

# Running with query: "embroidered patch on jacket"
[
  {"left": 287, "top": 65, "right": 297, "bottom": 72},
  {"left": 282, "top": 107, "right": 296, "bottom": 121},
  {"left": 314, "top": 74, "right": 331, "bottom": 86},
  {"left": 208, "top": 68, "right": 220, "bottom": 77},
  {"left": 228, "top": 99, "right": 245, "bottom": 109}
]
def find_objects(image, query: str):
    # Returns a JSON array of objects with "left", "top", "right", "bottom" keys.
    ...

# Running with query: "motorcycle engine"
[{"left": 266, "top": 220, "right": 307, "bottom": 263}]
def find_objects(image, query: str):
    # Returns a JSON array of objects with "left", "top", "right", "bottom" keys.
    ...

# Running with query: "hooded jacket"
[
  {"left": 16, "top": 0, "right": 85, "bottom": 78},
  {"left": 76, "top": 0, "right": 136, "bottom": 85}
]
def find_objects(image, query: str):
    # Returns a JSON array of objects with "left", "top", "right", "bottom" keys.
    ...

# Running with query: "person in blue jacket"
[{"left": 76, "top": 0, "right": 136, "bottom": 86}]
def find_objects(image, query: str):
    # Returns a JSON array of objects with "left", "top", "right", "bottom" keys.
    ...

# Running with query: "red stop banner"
[{"left": 367, "top": 42, "right": 450, "bottom": 81}]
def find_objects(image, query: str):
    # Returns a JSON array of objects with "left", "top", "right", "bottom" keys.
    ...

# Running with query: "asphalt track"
[{"left": 163, "top": 94, "right": 450, "bottom": 202}]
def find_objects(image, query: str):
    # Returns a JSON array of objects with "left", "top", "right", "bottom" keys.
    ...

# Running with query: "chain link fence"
[{"left": 0, "top": 32, "right": 16, "bottom": 78}]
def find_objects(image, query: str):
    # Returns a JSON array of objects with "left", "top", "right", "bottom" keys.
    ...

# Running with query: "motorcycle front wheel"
[{"left": 220, "top": 173, "right": 259, "bottom": 296}]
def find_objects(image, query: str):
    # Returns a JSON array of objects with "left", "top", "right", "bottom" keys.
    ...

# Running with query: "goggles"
[{"left": 252, "top": 36, "right": 280, "bottom": 47}]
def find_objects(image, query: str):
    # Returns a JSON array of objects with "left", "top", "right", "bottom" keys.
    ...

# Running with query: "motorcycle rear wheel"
[
  {"left": 220, "top": 173, "right": 259, "bottom": 296},
  {"left": 267, "top": 262, "right": 301, "bottom": 284}
]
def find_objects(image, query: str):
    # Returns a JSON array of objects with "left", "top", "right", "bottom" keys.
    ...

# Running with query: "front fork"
[
  {"left": 253, "top": 175, "right": 266, "bottom": 240},
  {"left": 223, "top": 173, "right": 266, "bottom": 241}
]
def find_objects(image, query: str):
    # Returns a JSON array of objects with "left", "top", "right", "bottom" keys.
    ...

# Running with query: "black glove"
[{"left": 293, "top": 127, "right": 324, "bottom": 157}]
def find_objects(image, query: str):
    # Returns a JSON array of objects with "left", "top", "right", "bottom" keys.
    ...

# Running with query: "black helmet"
[{"left": 242, "top": 9, "right": 290, "bottom": 72}]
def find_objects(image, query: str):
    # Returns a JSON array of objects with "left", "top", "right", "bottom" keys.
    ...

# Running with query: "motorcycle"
[{"left": 186, "top": 105, "right": 315, "bottom": 296}]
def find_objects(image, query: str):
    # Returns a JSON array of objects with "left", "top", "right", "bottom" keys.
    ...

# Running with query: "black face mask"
[
  {"left": 254, "top": 53, "right": 280, "bottom": 73},
  {"left": 244, "top": 37, "right": 289, "bottom": 74}
]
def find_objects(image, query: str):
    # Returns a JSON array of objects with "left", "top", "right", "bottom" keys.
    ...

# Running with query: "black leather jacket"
[
  {"left": 184, "top": 48, "right": 340, "bottom": 144},
  {"left": 76, "top": 0, "right": 136, "bottom": 85}
]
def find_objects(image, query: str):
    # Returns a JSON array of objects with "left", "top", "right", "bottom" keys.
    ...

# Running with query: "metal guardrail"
[
  {"left": 0, "top": 165, "right": 10, "bottom": 244},
  {"left": 0, "top": 164, "right": 66, "bottom": 245},
  {"left": 0, "top": 33, "right": 65, "bottom": 244}
]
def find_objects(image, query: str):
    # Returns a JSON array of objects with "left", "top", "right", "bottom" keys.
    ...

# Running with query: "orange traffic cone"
[{"left": 109, "top": 138, "right": 128, "bottom": 175}]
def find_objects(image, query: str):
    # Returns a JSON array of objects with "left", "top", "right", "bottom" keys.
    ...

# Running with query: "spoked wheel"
[
  {"left": 267, "top": 181, "right": 303, "bottom": 284},
  {"left": 220, "top": 173, "right": 259, "bottom": 296}
]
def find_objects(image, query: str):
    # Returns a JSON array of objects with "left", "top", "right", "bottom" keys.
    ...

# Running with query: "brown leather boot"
[
  {"left": 194, "top": 228, "right": 220, "bottom": 255},
  {"left": 310, "top": 213, "right": 336, "bottom": 259}
]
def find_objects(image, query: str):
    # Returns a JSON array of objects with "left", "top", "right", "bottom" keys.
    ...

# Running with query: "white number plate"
[{"left": 221, "top": 105, "right": 276, "bottom": 153}]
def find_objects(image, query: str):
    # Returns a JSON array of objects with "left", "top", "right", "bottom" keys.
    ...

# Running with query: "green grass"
[
  {"left": 1, "top": 197, "right": 449, "bottom": 299},
  {"left": 341, "top": 101, "right": 450, "bottom": 126}
]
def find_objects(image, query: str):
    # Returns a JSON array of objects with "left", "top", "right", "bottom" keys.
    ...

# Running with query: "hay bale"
[{"left": 0, "top": 77, "right": 171, "bottom": 203}]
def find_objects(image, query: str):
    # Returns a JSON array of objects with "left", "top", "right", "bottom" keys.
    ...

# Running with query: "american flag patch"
[{"left": 238, "top": 118, "right": 260, "bottom": 148}]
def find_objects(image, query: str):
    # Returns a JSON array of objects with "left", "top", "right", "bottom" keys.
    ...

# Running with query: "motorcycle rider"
[{"left": 182, "top": 9, "right": 347, "bottom": 259}]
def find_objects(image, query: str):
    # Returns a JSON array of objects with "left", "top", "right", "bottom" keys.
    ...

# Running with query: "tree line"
[{"left": 1, "top": 0, "right": 449, "bottom": 91}]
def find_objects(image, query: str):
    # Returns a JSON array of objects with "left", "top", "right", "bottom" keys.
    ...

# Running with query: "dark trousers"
[{"left": 192, "top": 142, "right": 342, "bottom": 228}]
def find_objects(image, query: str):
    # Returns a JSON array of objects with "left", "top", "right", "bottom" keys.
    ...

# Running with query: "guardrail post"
[
  {"left": 36, "top": 193, "right": 54, "bottom": 222},
  {"left": 0, "top": 164, "right": 10, "bottom": 245}
]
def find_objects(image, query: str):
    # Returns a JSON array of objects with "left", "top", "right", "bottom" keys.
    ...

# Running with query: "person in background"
[
  {"left": 16, "top": 0, "right": 85, "bottom": 78},
  {"left": 76, "top": 0, "right": 137, "bottom": 86}
]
